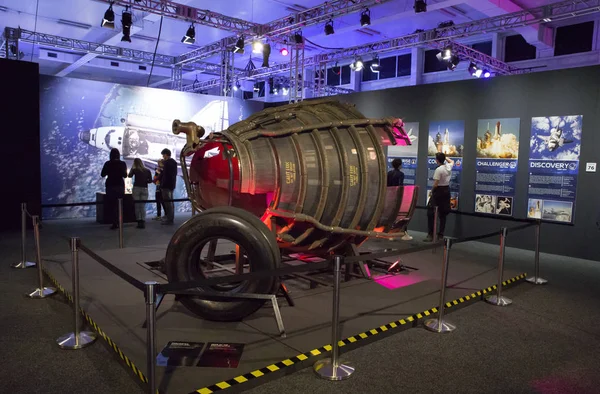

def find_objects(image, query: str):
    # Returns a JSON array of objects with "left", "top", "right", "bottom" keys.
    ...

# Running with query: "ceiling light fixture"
[
  {"left": 414, "top": 0, "right": 427, "bottom": 13},
  {"left": 350, "top": 57, "right": 364, "bottom": 72},
  {"left": 370, "top": 55, "right": 380, "bottom": 73},
  {"left": 102, "top": 3, "right": 115, "bottom": 28},
  {"left": 262, "top": 43, "right": 271, "bottom": 67},
  {"left": 121, "top": 6, "right": 132, "bottom": 42},
  {"left": 280, "top": 47, "right": 289, "bottom": 56},
  {"left": 360, "top": 8, "right": 371, "bottom": 27},
  {"left": 324, "top": 20, "right": 335, "bottom": 36},
  {"left": 252, "top": 40, "right": 264, "bottom": 54},
  {"left": 234, "top": 36, "right": 245, "bottom": 54},
  {"left": 181, "top": 23, "right": 195, "bottom": 44}
]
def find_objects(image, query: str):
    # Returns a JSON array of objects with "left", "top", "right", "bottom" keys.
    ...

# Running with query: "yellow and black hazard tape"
[
  {"left": 190, "top": 272, "right": 528, "bottom": 394},
  {"left": 42, "top": 267, "right": 159, "bottom": 394}
]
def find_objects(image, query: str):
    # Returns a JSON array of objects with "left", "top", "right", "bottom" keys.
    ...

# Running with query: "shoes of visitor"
[
  {"left": 423, "top": 234, "right": 433, "bottom": 242},
  {"left": 137, "top": 220, "right": 145, "bottom": 229},
  {"left": 401, "top": 232, "right": 413, "bottom": 241},
  {"left": 152, "top": 216, "right": 162, "bottom": 221}
]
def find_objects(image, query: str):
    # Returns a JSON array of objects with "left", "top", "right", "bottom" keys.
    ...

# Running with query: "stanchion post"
[
  {"left": 432, "top": 206, "right": 438, "bottom": 253},
  {"left": 424, "top": 237, "right": 456, "bottom": 333},
  {"left": 526, "top": 220, "right": 548, "bottom": 285},
  {"left": 118, "top": 198, "right": 124, "bottom": 249},
  {"left": 12, "top": 202, "right": 36, "bottom": 269},
  {"left": 485, "top": 227, "right": 512, "bottom": 307},
  {"left": 57, "top": 237, "right": 98, "bottom": 349},
  {"left": 145, "top": 281, "right": 158, "bottom": 394},
  {"left": 27, "top": 215, "right": 56, "bottom": 299},
  {"left": 314, "top": 255, "right": 354, "bottom": 380}
]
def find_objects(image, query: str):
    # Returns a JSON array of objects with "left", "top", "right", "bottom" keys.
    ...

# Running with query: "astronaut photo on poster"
[
  {"left": 427, "top": 120, "right": 464, "bottom": 209},
  {"left": 527, "top": 115, "right": 583, "bottom": 223},
  {"left": 474, "top": 118, "right": 520, "bottom": 216}
]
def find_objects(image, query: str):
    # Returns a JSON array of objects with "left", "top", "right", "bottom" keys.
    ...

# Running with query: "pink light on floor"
[{"left": 373, "top": 273, "right": 423, "bottom": 290}]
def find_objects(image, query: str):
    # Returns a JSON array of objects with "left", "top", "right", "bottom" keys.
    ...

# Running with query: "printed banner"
[
  {"left": 527, "top": 115, "right": 583, "bottom": 223},
  {"left": 387, "top": 122, "right": 419, "bottom": 185},
  {"left": 427, "top": 120, "right": 464, "bottom": 210},
  {"left": 474, "top": 118, "right": 520, "bottom": 216}
]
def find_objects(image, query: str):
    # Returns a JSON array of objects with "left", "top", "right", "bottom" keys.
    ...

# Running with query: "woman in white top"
[{"left": 424, "top": 152, "right": 454, "bottom": 242}]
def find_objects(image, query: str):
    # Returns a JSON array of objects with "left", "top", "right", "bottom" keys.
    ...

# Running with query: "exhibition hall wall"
[
  {"left": 1, "top": 59, "right": 41, "bottom": 232},
  {"left": 39, "top": 75, "right": 263, "bottom": 219},
  {"left": 342, "top": 65, "right": 600, "bottom": 261}
]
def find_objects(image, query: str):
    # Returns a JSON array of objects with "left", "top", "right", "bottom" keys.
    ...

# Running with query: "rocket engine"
[{"left": 164, "top": 99, "right": 418, "bottom": 322}]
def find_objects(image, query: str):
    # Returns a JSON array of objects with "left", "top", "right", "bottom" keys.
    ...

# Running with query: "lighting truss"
[
  {"left": 176, "top": 0, "right": 394, "bottom": 65},
  {"left": 430, "top": 41, "right": 519, "bottom": 76},
  {"left": 3, "top": 27, "right": 243, "bottom": 76},
  {"left": 98, "top": 0, "right": 261, "bottom": 35}
]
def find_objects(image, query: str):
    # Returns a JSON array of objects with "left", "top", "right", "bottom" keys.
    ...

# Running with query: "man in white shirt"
[{"left": 424, "top": 152, "right": 454, "bottom": 242}]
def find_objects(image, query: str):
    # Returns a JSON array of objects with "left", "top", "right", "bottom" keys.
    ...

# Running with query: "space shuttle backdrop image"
[
  {"left": 427, "top": 120, "right": 465, "bottom": 209},
  {"left": 39, "top": 75, "right": 263, "bottom": 219},
  {"left": 474, "top": 118, "right": 520, "bottom": 217},
  {"left": 526, "top": 115, "right": 583, "bottom": 223}
]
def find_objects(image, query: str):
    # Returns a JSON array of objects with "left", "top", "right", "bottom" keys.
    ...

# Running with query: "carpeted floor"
[{"left": 1, "top": 214, "right": 599, "bottom": 394}]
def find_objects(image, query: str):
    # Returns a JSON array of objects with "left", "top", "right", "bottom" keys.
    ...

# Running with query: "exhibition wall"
[
  {"left": 342, "top": 65, "right": 600, "bottom": 261},
  {"left": 1, "top": 59, "right": 41, "bottom": 232},
  {"left": 39, "top": 75, "right": 263, "bottom": 219}
]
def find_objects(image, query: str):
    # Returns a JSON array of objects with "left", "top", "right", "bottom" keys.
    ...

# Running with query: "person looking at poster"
[
  {"left": 101, "top": 148, "right": 127, "bottom": 230},
  {"left": 424, "top": 152, "right": 454, "bottom": 242},
  {"left": 128, "top": 158, "right": 153, "bottom": 229},
  {"left": 160, "top": 149, "right": 177, "bottom": 225},
  {"left": 387, "top": 159, "right": 413, "bottom": 241},
  {"left": 152, "top": 159, "right": 166, "bottom": 221}
]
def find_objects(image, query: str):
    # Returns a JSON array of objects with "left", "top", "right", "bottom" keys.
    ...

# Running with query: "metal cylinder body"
[{"left": 187, "top": 99, "right": 416, "bottom": 254}]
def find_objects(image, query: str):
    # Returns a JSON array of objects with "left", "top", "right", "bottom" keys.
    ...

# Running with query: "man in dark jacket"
[
  {"left": 387, "top": 158, "right": 405, "bottom": 187},
  {"left": 101, "top": 148, "right": 127, "bottom": 229},
  {"left": 160, "top": 148, "right": 178, "bottom": 225}
]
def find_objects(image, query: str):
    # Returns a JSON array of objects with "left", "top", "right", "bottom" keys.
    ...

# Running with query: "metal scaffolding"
[
  {"left": 100, "top": 0, "right": 261, "bottom": 35},
  {"left": 171, "top": 66, "right": 183, "bottom": 91},
  {"left": 289, "top": 42, "right": 305, "bottom": 103}
]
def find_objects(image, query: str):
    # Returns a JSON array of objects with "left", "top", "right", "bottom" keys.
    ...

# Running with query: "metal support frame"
[
  {"left": 485, "top": 227, "right": 513, "bottom": 307},
  {"left": 171, "top": 66, "right": 183, "bottom": 91},
  {"left": 314, "top": 61, "right": 327, "bottom": 98},
  {"left": 526, "top": 221, "right": 548, "bottom": 285},
  {"left": 145, "top": 281, "right": 159, "bottom": 394},
  {"left": 314, "top": 255, "right": 355, "bottom": 380},
  {"left": 118, "top": 198, "right": 124, "bottom": 249},
  {"left": 27, "top": 216, "right": 57, "bottom": 299},
  {"left": 424, "top": 237, "right": 456, "bottom": 333},
  {"left": 57, "top": 237, "right": 98, "bottom": 349},
  {"left": 219, "top": 49, "right": 233, "bottom": 97},
  {"left": 12, "top": 202, "right": 36, "bottom": 269},
  {"left": 289, "top": 43, "right": 305, "bottom": 103}
]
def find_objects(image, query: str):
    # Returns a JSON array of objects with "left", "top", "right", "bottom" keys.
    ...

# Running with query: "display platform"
[{"left": 43, "top": 239, "right": 525, "bottom": 394}]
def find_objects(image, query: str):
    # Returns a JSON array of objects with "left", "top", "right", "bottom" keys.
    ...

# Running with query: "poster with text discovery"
[
  {"left": 474, "top": 118, "right": 520, "bottom": 217},
  {"left": 387, "top": 122, "right": 419, "bottom": 185},
  {"left": 527, "top": 115, "right": 583, "bottom": 223},
  {"left": 427, "top": 120, "right": 464, "bottom": 210}
]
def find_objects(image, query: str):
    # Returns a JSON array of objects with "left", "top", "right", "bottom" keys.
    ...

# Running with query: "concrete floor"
[{"left": 1, "top": 213, "right": 599, "bottom": 394}]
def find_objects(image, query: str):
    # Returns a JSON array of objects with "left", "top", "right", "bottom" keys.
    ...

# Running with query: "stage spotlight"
[
  {"left": 233, "top": 36, "right": 245, "bottom": 54},
  {"left": 233, "top": 80, "right": 241, "bottom": 91},
  {"left": 293, "top": 31, "right": 303, "bottom": 44},
  {"left": 102, "top": 3, "right": 115, "bottom": 28},
  {"left": 360, "top": 8, "right": 371, "bottom": 27},
  {"left": 252, "top": 40, "right": 263, "bottom": 54},
  {"left": 181, "top": 24, "right": 195, "bottom": 44},
  {"left": 414, "top": 0, "right": 427, "bottom": 13},
  {"left": 350, "top": 57, "right": 364, "bottom": 72},
  {"left": 280, "top": 47, "right": 289, "bottom": 56},
  {"left": 447, "top": 55, "right": 460, "bottom": 70},
  {"left": 441, "top": 46, "right": 452, "bottom": 60},
  {"left": 253, "top": 83, "right": 260, "bottom": 92},
  {"left": 370, "top": 55, "right": 380, "bottom": 73},
  {"left": 483, "top": 69, "right": 491, "bottom": 78},
  {"left": 468, "top": 62, "right": 482, "bottom": 77},
  {"left": 324, "top": 20, "right": 334, "bottom": 35},
  {"left": 262, "top": 43, "right": 271, "bottom": 67},
  {"left": 121, "top": 7, "right": 132, "bottom": 43}
]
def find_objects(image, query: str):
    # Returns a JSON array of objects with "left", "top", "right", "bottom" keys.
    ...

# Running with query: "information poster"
[
  {"left": 387, "top": 122, "right": 419, "bottom": 185},
  {"left": 474, "top": 118, "right": 520, "bottom": 216},
  {"left": 427, "top": 120, "right": 464, "bottom": 209},
  {"left": 527, "top": 115, "right": 583, "bottom": 223}
]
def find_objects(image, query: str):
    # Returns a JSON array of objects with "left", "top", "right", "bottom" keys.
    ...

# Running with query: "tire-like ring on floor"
[{"left": 165, "top": 206, "right": 280, "bottom": 322}]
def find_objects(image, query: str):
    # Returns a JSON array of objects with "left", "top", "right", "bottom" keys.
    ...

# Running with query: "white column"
[
  {"left": 350, "top": 67, "right": 362, "bottom": 92},
  {"left": 410, "top": 47, "right": 424, "bottom": 86},
  {"left": 491, "top": 33, "right": 505, "bottom": 60}
]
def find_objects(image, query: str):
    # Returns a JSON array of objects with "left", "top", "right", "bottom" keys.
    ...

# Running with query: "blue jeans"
[{"left": 132, "top": 186, "right": 148, "bottom": 221}]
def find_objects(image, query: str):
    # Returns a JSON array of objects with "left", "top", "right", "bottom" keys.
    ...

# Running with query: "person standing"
[
  {"left": 387, "top": 158, "right": 413, "bottom": 241},
  {"left": 128, "top": 158, "right": 152, "bottom": 229},
  {"left": 152, "top": 159, "right": 165, "bottom": 221},
  {"left": 160, "top": 148, "right": 177, "bottom": 225},
  {"left": 101, "top": 148, "right": 127, "bottom": 230},
  {"left": 424, "top": 152, "right": 454, "bottom": 242},
  {"left": 387, "top": 158, "right": 405, "bottom": 187}
]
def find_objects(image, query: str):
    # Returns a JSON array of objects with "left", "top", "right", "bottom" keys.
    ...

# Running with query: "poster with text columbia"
[
  {"left": 474, "top": 118, "right": 520, "bottom": 217},
  {"left": 527, "top": 115, "right": 583, "bottom": 224},
  {"left": 427, "top": 120, "right": 464, "bottom": 210},
  {"left": 387, "top": 122, "right": 419, "bottom": 185}
]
